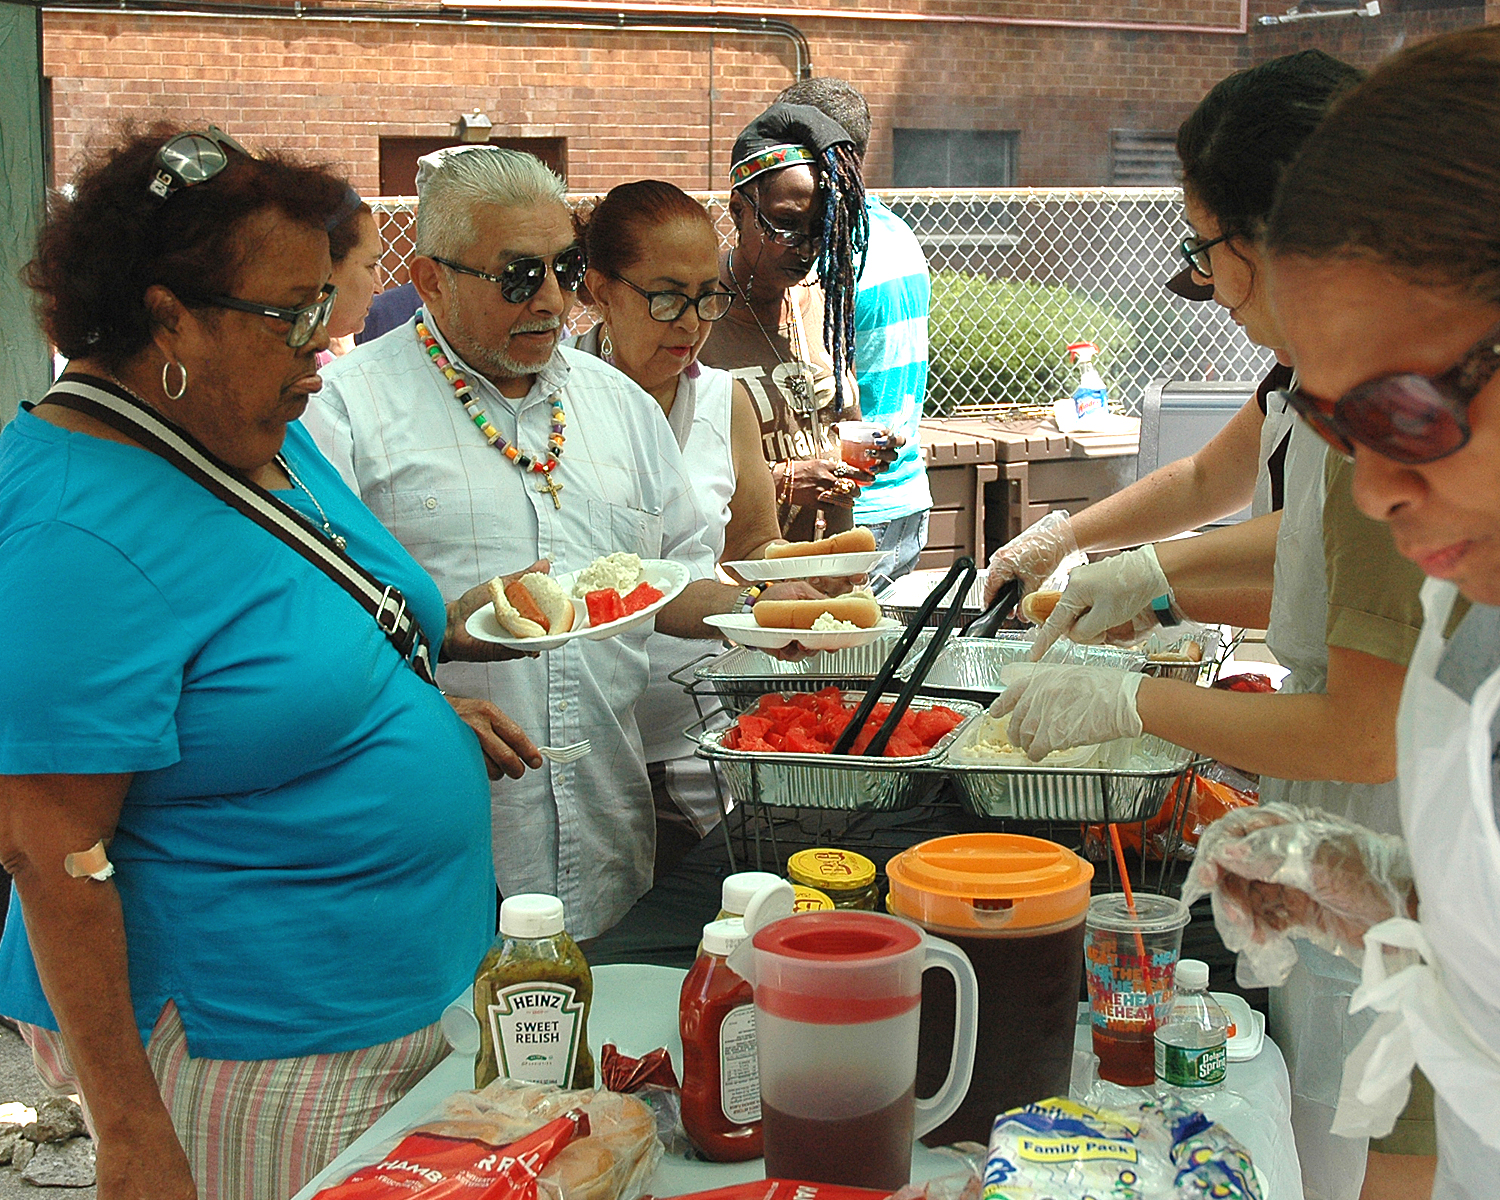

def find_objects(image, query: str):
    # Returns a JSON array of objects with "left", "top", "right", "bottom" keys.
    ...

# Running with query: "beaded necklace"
[{"left": 416, "top": 314, "right": 567, "bottom": 508}]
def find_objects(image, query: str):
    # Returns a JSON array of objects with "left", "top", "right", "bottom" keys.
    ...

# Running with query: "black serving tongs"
[
  {"left": 960, "top": 576, "right": 1022, "bottom": 640},
  {"left": 830, "top": 557, "right": 977, "bottom": 758}
]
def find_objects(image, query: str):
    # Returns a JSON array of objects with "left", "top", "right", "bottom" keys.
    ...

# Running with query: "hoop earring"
[
  {"left": 162, "top": 359, "right": 188, "bottom": 401},
  {"left": 599, "top": 323, "right": 614, "bottom": 362}
]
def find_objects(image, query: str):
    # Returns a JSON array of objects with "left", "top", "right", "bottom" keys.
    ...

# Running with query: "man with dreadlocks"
[{"left": 701, "top": 102, "right": 899, "bottom": 542}]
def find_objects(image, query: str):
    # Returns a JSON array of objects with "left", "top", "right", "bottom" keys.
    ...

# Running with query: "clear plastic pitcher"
[{"left": 738, "top": 910, "right": 978, "bottom": 1189}]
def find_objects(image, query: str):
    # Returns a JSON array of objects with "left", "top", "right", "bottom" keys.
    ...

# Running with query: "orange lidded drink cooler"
[{"left": 886, "top": 832, "right": 1093, "bottom": 1146}]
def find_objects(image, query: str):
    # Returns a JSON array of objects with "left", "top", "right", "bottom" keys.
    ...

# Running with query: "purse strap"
[{"left": 37, "top": 374, "right": 440, "bottom": 688}]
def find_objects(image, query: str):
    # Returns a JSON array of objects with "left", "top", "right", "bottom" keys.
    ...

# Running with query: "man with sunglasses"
[{"left": 308, "top": 148, "right": 820, "bottom": 941}]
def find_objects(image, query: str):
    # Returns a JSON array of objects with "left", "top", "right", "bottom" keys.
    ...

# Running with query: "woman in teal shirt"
[{"left": 0, "top": 127, "right": 539, "bottom": 1199}]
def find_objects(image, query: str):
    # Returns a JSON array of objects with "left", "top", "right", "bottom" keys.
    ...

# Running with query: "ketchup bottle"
[{"left": 679, "top": 918, "right": 762, "bottom": 1161}]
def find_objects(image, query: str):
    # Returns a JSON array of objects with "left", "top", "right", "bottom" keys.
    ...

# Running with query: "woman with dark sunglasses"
[
  {"left": 569, "top": 179, "right": 783, "bottom": 864},
  {"left": 1185, "top": 29, "right": 1500, "bottom": 1200},
  {"left": 700, "top": 103, "right": 903, "bottom": 543},
  {"left": 988, "top": 52, "right": 1440, "bottom": 1200},
  {"left": 0, "top": 126, "right": 539, "bottom": 1199}
]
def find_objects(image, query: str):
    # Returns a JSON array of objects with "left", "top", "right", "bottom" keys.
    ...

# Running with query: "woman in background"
[
  {"left": 572, "top": 179, "right": 781, "bottom": 866},
  {"left": 700, "top": 102, "right": 900, "bottom": 542}
]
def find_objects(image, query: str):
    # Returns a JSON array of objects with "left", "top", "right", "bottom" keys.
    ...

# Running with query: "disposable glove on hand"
[
  {"left": 984, "top": 511, "right": 1078, "bottom": 602},
  {"left": 1180, "top": 801, "right": 1415, "bottom": 987},
  {"left": 1030, "top": 544, "right": 1172, "bottom": 660},
  {"left": 989, "top": 662, "right": 1144, "bottom": 760}
]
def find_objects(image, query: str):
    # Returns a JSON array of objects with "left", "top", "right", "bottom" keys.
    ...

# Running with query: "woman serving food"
[{"left": 0, "top": 125, "right": 540, "bottom": 1199}]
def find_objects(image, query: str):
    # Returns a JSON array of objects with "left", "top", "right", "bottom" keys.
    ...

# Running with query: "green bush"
[{"left": 927, "top": 271, "right": 1138, "bottom": 414}]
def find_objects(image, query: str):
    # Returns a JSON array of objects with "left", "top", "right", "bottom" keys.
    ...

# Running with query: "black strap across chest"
[{"left": 35, "top": 374, "right": 440, "bottom": 688}]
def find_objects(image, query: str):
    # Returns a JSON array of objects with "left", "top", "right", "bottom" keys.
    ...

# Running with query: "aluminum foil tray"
[
  {"left": 693, "top": 693, "right": 983, "bottom": 812},
  {"left": 902, "top": 634, "right": 1146, "bottom": 702},
  {"left": 1141, "top": 627, "right": 1225, "bottom": 684},
  {"left": 693, "top": 630, "right": 934, "bottom": 715},
  {"left": 941, "top": 721, "right": 1200, "bottom": 822},
  {"left": 877, "top": 567, "right": 986, "bottom": 627}
]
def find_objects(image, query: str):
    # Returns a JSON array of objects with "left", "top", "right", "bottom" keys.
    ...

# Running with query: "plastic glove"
[
  {"left": 984, "top": 511, "right": 1078, "bottom": 602},
  {"left": 1029, "top": 544, "right": 1172, "bottom": 660},
  {"left": 989, "top": 662, "right": 1144, "bottom": 761},
  {"left": 1181, "top": 802, "right": 1415, "bottom": 987}
]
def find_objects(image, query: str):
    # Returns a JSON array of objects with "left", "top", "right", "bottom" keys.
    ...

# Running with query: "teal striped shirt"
[{"left": 853, "top": 197, "right": 932, "bottom": 522}]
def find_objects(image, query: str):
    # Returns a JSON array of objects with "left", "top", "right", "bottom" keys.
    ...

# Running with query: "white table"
[{"left": 294, "top": 964, "right": 1301, "bottom": 1199}]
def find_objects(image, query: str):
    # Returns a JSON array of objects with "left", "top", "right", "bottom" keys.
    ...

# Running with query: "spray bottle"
[{"left": 1054, "top": 340, "right": 1109, "bottom": 432}]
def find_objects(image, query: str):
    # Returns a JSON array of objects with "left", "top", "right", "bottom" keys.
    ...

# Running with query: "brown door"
[{"left": 377, "top": 135, "right": 568, "bottom": 195}]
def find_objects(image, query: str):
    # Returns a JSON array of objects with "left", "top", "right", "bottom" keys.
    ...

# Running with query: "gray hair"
[{"left": 414, "top": 148, "right": 568, "bottom": 260}]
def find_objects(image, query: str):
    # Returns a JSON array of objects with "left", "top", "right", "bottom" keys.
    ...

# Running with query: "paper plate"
[
  {"left": 703, "top": 613, "right": 903, "bottom": 651},
  {"left": 465, "top": 559, "right": 691, "bottom": 650},
  {"left": 725, "top": 549, "right": 886, "bottom": 582}
]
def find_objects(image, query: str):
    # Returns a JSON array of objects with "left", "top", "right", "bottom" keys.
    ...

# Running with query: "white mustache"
[{"left": 512, "top": 320, "right": 561, "bottom": 335}]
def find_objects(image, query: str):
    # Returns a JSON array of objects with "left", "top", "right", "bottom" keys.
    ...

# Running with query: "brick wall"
[{"left": 41, "top": 0, "right": 1490, "bottom": 194}]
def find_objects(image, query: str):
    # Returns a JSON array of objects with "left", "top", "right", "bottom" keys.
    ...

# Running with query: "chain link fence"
[{"left": 371, "top": 187, "right": 1272, "bottom": 418}]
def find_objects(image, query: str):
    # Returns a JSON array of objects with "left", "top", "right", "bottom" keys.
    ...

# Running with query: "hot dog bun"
[
  {"left": 519, "top": 572, "right": 575, "bottom": 634},
  {"left": 753, "top": 592, "right": 882, "bottom": 630},
  {"left": 764, "top": 527, "right": 877, "bottom": 560},
  {"left": 487, "top": 572, "right": 576, "bottom": 638},
  {"left": 1020, "top": 589, "right": 1062, "bottom": 625}
]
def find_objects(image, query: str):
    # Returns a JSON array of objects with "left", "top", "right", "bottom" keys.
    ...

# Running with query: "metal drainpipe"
[
  {"left": 40, "top": 1, "right": 812, "bottom": 74},
  {"left": 41, "top": 0, "right": 811, "bottom": 183}
]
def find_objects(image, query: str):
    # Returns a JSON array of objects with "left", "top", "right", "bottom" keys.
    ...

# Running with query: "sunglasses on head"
[
  {"left": 196, "top": 284, "right": 338, "bottom": 349},
  {"left": 431, "top": 246, "right": 587, "bottom": 304},
  {"left": 148, "top": 126, "right": 252, "bottom": 203},
  {"left": 1274, "top": 320, "right": 1500, "bottom": 465},
  {"left": 1178, "top": 232, "right": 1229, "bottom": 279}
]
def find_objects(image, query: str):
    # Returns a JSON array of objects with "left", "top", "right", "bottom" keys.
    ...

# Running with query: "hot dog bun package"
[
  {"left": 315, "top": 1081, "right": 661, "bottom": 1200},
  {"left": 982, "top": 1097, "right": 1262, "bottom": 1200}
]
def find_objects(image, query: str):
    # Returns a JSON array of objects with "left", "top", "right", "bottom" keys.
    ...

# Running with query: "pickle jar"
[
  {"left": 792, "top": 884, "right": 835, "bottom": 913},
  {"left": 473, "top": 894, "right": 594, "bottom": 1090},
  {"left": 787, "top": 848, "right": 878, "bottom": 911}
]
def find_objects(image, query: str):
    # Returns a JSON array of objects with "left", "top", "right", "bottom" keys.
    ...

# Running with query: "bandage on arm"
[
  {"left": 64, "top": 840, "right": 113, "bottom": 881},
  {"left": 0, "top": 772, "right": 193, "bottom": 1190}
]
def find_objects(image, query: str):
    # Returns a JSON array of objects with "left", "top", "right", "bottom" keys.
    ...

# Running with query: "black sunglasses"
[
  {"left": 198, "top": 284, "right": 338, "bottom": 349},
  {"left": 431, "top": 246, "right": 587, "bottom": 304},
  {"left": 1179, "top": 233, "right": 1229, "bottom": 278},
  {"left": 744, "top": 192, "right": 823, "bottom": 254},
  {"left": 609, "top": 274, "right": 734, "bottom": 323},
  {"left": 148, "top": 126, "right": 252, "bottom": 203},
  {"left": 1274, "top": 320, "right": 1500, "bottom": 466}
]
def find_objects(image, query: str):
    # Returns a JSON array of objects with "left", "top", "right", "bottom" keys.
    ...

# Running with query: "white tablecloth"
[{"left": 293, "top": 964, "right": 1301, "bottom": 1199}]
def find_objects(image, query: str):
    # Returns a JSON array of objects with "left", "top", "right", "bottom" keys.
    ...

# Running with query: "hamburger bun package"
[{"left": 314, "top": 1081, "right": 661, "bottom": 1200}]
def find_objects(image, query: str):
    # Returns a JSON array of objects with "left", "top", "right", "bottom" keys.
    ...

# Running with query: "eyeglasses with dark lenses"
[
  {"left": 1179, "top": 233, "right": 1229, "bottom": 279},
  {"left": 431, "top": 246, "right": 588, "bottom": 304},
  {"left": 1273, "top": 321, "right": 1500, "bottom": 466},
  {"left": 609, "top": 274, "right": 734, "bottom": 323},
  {"left": 745, "top": 193, "right": 822, "bottom": 253},
  {"left": 148, "top": 126, "right": 252, "bottom": 203},
  {"left": 199, "top": 284, "right": 338, "bottom": 349}
]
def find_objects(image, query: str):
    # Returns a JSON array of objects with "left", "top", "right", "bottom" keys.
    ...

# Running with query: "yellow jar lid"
[
  {"left": 792, "top": 884, "right": 835, "bottom": 912},
  {"left": 788, "top": 848, "right": 877, "bottom": 892}
]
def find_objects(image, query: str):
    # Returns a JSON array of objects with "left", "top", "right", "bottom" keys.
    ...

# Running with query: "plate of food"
[
  {"left": 725, "top": 528, "right": 886, "bottom": 582},
  {"left": 465, "top": 554, "right": 691, "bottom": 650},
  {"left": 704, "top": 592, "right": 901, "bottom": 651}
]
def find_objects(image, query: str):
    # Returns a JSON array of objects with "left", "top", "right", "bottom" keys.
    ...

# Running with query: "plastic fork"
[{"left": 538, "top": 740, "right": 591, "bottom": 764}]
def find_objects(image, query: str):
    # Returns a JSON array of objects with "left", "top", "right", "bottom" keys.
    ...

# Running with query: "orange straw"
[{"left": 1109, "top": 823, "right": 1148, "bottom": 960}]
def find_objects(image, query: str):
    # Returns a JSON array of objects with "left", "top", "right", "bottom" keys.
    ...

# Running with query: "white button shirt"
[{"left": 306, "top": 315, "right": 716, "bottom": 939}]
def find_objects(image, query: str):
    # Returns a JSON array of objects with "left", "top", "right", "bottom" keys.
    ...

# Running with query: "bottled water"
[{"left": 1154, "top": 958, "right": 1228, "bottom": 1094}]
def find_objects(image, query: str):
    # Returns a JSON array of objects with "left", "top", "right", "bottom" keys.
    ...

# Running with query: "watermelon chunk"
[
  {"left": 585, "top": 588, "right": 627, "bottom": 626},
  {"left": 622, "top": 581, "right": 664, "bottom": 614}
]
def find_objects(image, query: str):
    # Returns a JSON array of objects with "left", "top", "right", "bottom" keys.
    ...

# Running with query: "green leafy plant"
[{"left": 927, "top": 271, "right": 1138, "bottom": 415}]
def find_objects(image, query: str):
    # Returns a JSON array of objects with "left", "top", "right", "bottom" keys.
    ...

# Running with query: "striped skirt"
[{"left": 21, "top": 1001, "right": 449, "bottom": 1199}]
